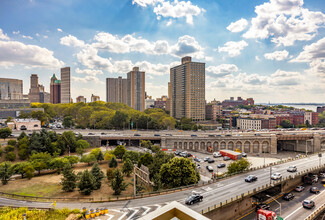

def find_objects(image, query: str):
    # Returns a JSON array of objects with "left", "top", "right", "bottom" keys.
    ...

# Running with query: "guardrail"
[
  {"left": 306, "top": 203, "right": 325, "bottom": 220},
  {"left": 200, "top": 163, "right": 325, "bottom": 215}
]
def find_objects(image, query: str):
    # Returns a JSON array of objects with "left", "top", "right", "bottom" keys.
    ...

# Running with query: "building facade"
[
  {"left": 170, "top": 57, "right": 205, "bottom": 121},
  {"left": 127, "top": 67, "right": 145, "bottom": 111},
  {"left": 50, "top": 74, "right": 61, "bottom": 104},
  {"left": 60, "top": 67, "right": 71, "bottom": 103},
  {"left": 206, "top": 104, "right": 222, "bottom": 121},
  {"left": 76, "top": 96, "right": 86, "bottom": 103},
  {"left": 91, "top": 94, "right": 100, "bottom": 102},
  {"left": 28, "top": 74, "right": 50, "bottom": 103},
  {"left": 305, "top": 112, "right": 319, "bottom": 125},
  {"left": 106, "top": 77, "right": 128, "bottom": 105},
  {"left": 0, "top": 78, "right": 23, "bottom": 100},
  {"left": 317, "top": 106, "right": 325, "bottom": 114}
]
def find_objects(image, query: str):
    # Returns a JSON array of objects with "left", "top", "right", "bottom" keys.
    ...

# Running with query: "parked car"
[
  {"left": 241, "top": 153, "right": 247, "bottom": 157},
  {"left": 180, "top": 152, "right": 191, "bottom": 158},
  {"left": 310, "top": 187, "right": 320, "bottom": 194},
  {"left": 206, "top": 166, "right": 213, "bottom": 172},
  {"left": 134, "top": 134, "right": 141, "bottom": 136},
  {"left": 245, "top": 175, "right": 258, "bottom": 182},
  {"left": 271, "top": 173, "right": 282, "bottom": 180},
  {"left": 194, "top": 157, "right": 201, "bottom": 162},
  {"left": 321, "top": 178, "right": 325, "bottom": 184},
  {"left": 295, "top": 186, "right": 305, "bottom": 192},
  {"left": 213, "top": 152, "right": 222, "bottom": 158},
  {"left": 154, "top": 134, "right": 160, "bottom": 136},
  {"left": 223, "top": 156, "right": 231, "bottom": 161},
  {"left": 174, "top": 151, "right": 181, "bottom": 156},
  {"left": 287, "top": 166, "right": 297, "bottom": 172},
  {"left": 207, "top": 158, "right": 215, "bottom": 163},
  {"left": 283, "top": 193, "right": 295, "bottom": 201},
  {"left": 204, "top": 157, "right": 210, "bottom": 162},
  {"left": 302, "top": 200, "right": 315, "bottom": 209},
  {"left": 319, "top": 173, "right": 325, "bottom": 178},
  {"left": 217, "top": 163, "right": 226, "bottom": 168},
  {"left": 185, "top": 193, "right": 203, "bottom": 205}
]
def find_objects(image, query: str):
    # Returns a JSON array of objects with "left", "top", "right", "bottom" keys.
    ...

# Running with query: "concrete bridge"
[{"left": 84, "top": 132, "right": 325, "bottom": 155}]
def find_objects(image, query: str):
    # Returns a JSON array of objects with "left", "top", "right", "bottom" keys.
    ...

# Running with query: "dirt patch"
[{"left": 0, "top": 163, "right": 135, "bottom": 200}]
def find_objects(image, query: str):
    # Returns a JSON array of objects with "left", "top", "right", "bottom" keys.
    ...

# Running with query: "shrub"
[
  {"left": 108, "top": 157, "right": 117, "bottom": 168},
  {"left": 5, "top": 152, "right": 16, "bottom": 161},
  {"left": 4, "top": 145, "right": 14, "bottom": 153},
  {"left": 18, "top": 148, "right": 28, "bottom": 160},
  {"left": 7, "top": 140, "right": 16, "bottom": 147},
  {"left": 0, "top": 148, "right": 3, "bottom": 158}
]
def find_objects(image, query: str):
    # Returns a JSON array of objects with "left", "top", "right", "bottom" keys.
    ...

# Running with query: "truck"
[
  {"left": 257, "top": 209, "right": 277, "bottom": 220},
  {"left": 219, "top": 149, "right": 242, "bottom": 160}
]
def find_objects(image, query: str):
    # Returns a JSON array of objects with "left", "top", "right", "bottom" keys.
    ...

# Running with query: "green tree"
[
  {"left": 50, "top": 158, "right": 70, "bottom": 173},
  {"left": 5, "top": 152, "right": 16, "bottom": 161},
  {"left": 90, "top": 162, "right": 104, "bottom": 190},
  {"left": 140, "top": 140, "right": 152, "bottom": 149},
  {"left": 18, "top": 148, "right": 28, "bottom": 160},
  {"left": 280, "top": 119, "right": 293, "bottom": 128},
  {"left": 80, "top": 154, "right": 97, "bottom": 166},
  {"left": 7, "top": 140, "right": 16, "bottom": 147},
  {"left": 17, "top": 132, "right": 28, "bottom": 141},
  {"left": 31, "top": 111, "right": 48, "bottom": 125},
  {"left": 4, "top": 145, "right": 14, "bottom": 153},
  {"left": 61, "top": 164, "right": 77, "bottom": 192},
  {"left": 148, "top": 150, "right": 174, "bottom": 179},
  {"left": 0, "top": 163, "right": 13, "bottom": 185},
  {"left": 104, "top": 152, "right": 116, "bottom": 161},
  {"left": 159, "top": 157, "right": 200, "bottom": 188},
  {"left": 110, "top": 169, "right": 128, "bottom": 195},
  {"left": 122, "top": 151, "right": 139, "bottom": 164},
  {"left": 151, "top": 145, "right": 160, "bottom": 153},
  {"left": 111, "top": 111, "right": 128, "bottom": 129},
  {"left": 106, "top": 168, "right": 115, "bottom": 182},
  {"left": 23, "top": 163, "right": 35, "bottom": 180},
  {"left": 75, "top": 140, "right": 89, "bottom": 156},
  {"left": 29, "top": 152, "right": 52, "bottom": 174},
  {"left": 122, "top": 158, "right": 133, "bottom": 177},
  {"left": 97, "top": 151, "right": 104, "bottom": 161},
  {"left": 227, "top": 159, "right": 251, "bottom": 174},
  {"left": 0, "top": 148, "right": 3, "bottom": 158},
  {"left": 78, "top": 169, "right": 95, "bottom": 195},
  {"left": 113, "top": 145, "right": 126, "bottom": 159},
  {"left": 5, "top": 116, "right": 13, "bottom": 124},
  {"left": 58, "top": 131, "right": 77, "bottom": 154},
  {"left": 152, "top": 173, "right": 162, "bottom": 191},
  {"left": 0, "top": 128, "right": 12, "bottom": 140},
  {"left": 108, "top": 157, "right": 118, "bottom": 168},
  {"left": 62, "top": 116, "right": 75, "bottom": 128},
  {"left": 12, "top": 162, "right": 29, "bottom": 178},
  {"left": 64, "top": 156, "right": 80, "bottom": 166},
  {"left": 138, "top": 153, "right": 153, "bottom": 167}
]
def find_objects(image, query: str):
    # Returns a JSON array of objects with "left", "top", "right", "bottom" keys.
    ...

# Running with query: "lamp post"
[
  {"left": 266, "top": 194, "right": 281, "bottom": 217},
  {"left": 263, "top": 146, "right": 266, "bottom": 167},
  {"left": 269, "top": 165, "right": 272, "bottom": 185}
]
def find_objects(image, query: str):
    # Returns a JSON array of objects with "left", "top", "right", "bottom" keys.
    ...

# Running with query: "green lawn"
[{"left": 7, "top": 183, "right": 61, "bottom": 197}]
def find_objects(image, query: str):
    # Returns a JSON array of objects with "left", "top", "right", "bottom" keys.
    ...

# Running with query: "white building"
[
  {"left": 237, "top": 118, "right": 262, "bottom": 130},
  {"left": 145, "top": 98, "right": 155, "bottom": 109},
  {"left": 14, "top": 119, "right": 41, "bottom": 130}
]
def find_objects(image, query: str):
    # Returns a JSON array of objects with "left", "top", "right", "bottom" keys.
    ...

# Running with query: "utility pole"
[
  {"left": 270, "top": 165, "right": 272, "bottom": 185},
  {"left": 133, "top": 166, "right": 136, "bottom": 196}
]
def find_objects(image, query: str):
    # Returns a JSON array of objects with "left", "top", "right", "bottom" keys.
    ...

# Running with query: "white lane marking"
[
  {"left": 110, "top": 209, "right": 122, "bottom": 213},
  {"left": 154, "top": 204, "right": 161, "bottom": 210},
  {"left": 142, "top": 206, "right": 151, "bottom": 216},
  {"left": 117, "top": 211, "right": 128, "bottom": 220},
  {"left": 106, "top": 214, "right": 114, "bottom": 220},
  {"left": 126, "top": 209, "right": 139, "bottom": 220},
  {"left": 284, "top": 189, "right": 325, "bottom": 220}
]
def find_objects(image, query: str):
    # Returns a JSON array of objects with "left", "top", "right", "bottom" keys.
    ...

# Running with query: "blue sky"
[{"left": 0, "top": 0, "right": 325, "bottom": 103}]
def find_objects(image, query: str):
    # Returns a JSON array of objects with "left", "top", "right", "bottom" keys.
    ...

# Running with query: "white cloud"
[
  {"left": 75, "top": 68, "right": 103, "bottom": 76},
  {"left": 43, "top": 35, "right": 48, "bottom": 39},
  {"left": 227, "top": 18, "right": 248, "bottom": 33},
  {"left": 218, "top": 40, "right": 248, "bottom": 57},
  {"left": 0, "top": 40, "right": 64, "bottom": 68},
  {"left": 57, "top": 28, "right": 63, "bottom": 32},
  {"left": 135, "top": 60, "right": 170, "bottom": 75},
  {"left": 72, "top": 75, "right": 104, "bottom": 85},
  {"left": 166, "top": 19, "right": 173, "bottom": 26},
  {"left": 133, "top": 0, "right": 205, "bottom": 24},
  {"left": 0, "top": 29, "right": 10, "bottom": 40},
  {"left": 60, "top": 35, "right": 86, "bottom": 48},
  {"left": 22, "top": 35, "right": 33, "bottom": 40},
  {"left": 13, "top": 31, "right": 20, "bottom": 35},
  {"left": 269, "top": 69, "right": 302, "bottom": 86},
  {"left": 206, "top": 64, "right": 238, "bottom": 77},
  {"left": 242, "top": 0, "right": 325, "bottom": 46},
  {"left": 77, "top": 47, "right": 113, "bottom": 70},
  {"left": 170, "top": 35, "right": 204, "bottom": 59},
  {"left": 255, "top": 56, "right": 260, "bottom": 61},
  {"left": 264, "top": 50, "right": 289, "bottom": 61}
]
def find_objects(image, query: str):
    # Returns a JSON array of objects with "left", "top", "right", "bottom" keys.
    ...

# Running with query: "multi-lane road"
[{"left": 0, "top": 152, "right": 324, "bottom": 219}]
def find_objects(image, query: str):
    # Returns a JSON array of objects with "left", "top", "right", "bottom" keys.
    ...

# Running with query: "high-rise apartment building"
[
  {"left": 106, "top": 77, "right": 128, "bottom": 105},
  {"left": 28, "top": 74, "right": 50, "bottom": 103},
  {"left": 169, "top": 57, "right": 205, "bottom": 121},
  {"left": 0, "top": 78, "right": 23, "bottom": 100},
  {"left": 127, "top": 67, "right": 145, "bottom": 111},
  {"left": 61, "top": 67, "right": 71, "bottom": 104},
  {"left": 50, "top": 74, "right": 61, "bottom": 104}
]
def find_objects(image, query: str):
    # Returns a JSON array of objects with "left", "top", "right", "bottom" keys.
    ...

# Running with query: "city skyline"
[{"left": 0, "top": 0, "right": 325, "bottom": 103}]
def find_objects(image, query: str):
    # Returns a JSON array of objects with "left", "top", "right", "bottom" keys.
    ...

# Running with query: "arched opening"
[
  {"left": 262, "top": 141, "right": 270, "bottom": 153},
  {"left": 189, "top": 142, "right": 193, "bottom": 150},
  {"left": 235, "top": 141, "right": 242, "bottom": 151},
  {"left": 174, "top": 142, "right": 177, "bottom": 148},
  {"left": 321, "top": 141, "right": 325, "bottom": 150},
  {"left": 200, "top": 142, "right": 205, "bottom": 151},
  {"left": 228, "top": 141, "right": 234, "bottom": 150},
  {"left": 253, "top": 141, "right": 259, "bottom": 153},
  {"left": 213, "top": 142, "right": 219, "bottom": 151},
  {"left": 184, "top": 142, "right": 188, "bottom": 150},
  {"left": 221, "top": 141, "right": 226, "bottom": 149},
  {"left": 244, "top": 141, "right": 251, "bottom": 153},
  {"left": 179, "top": 142, "right": 182, "bottom": 149},
  {"left": 195, "top": 142, "right": 199, "bottom": 151}
]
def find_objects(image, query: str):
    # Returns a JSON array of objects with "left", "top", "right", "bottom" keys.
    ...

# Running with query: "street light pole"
[
  {"left": 263, "top": 146, "right": 266, "bottom": 167},
  {"left": 267, "top": 195, "right": 281, "bottom": 217},
  {"left": 270, "top": 165, "right": 272, "bottom": 185}
]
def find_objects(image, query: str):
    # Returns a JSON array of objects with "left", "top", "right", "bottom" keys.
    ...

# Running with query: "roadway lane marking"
[
  {"left": 126, "top": 209, "right": 138, "bottom": 220},
  {"left": 284, "top": 189, "right": 325, "bottom": 220},
  {"left": 142, "top": 206, "right": 151, "bottom": 216},
  {"left": 106, "top": 214, "right": 114, "bottom": 220},
  {"left": 117, "top": 211, "right": 128, "bottom": 220}
]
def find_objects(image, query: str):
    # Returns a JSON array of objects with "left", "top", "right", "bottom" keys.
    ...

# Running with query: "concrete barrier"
[{"left": 306, "top": 203, "right": 325, "bottom": 220}]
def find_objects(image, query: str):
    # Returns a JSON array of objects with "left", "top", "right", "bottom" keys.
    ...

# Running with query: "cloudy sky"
[{"left": 0, "top": 0, "right": 325, "bottom": 103}]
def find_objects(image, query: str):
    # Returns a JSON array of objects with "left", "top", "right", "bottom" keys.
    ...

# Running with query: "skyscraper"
[
  {"left": 60, "top": 67, "right": 71, "bottom": 104},
  {"left": 106, "top": 76, "right": 128, "bottom": 105},
  {"left": 28, "top": 74, "right": 50, "bottom": 103},
  {"left": 50, "top": 74, "right": 61, "bottom": 104},
  {"left": 127, "top": 67, "right": 145, "bottom": 112},
  {"left": 170, "top": 56, "right": 205, "bottom": 121},
  {"left": 0, "top": 78, "right": 23, "bottom": 100}
]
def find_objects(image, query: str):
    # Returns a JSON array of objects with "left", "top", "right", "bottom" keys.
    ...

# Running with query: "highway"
[{"left": 0, "top": 153, "right": 324, "bottom": 219}]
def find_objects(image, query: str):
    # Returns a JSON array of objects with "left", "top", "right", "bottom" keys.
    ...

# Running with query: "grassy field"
[{"left": 0, "top": 163, "right": 135, "bottom": 200}]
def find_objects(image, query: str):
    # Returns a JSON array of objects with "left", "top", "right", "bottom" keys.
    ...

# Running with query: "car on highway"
[
  {"left": 271, "top": 173, "right": 282, "bottom": 180},
  {"left": 287, "top": 165, "right": 297, "bottom": 172},
  {"left": 208, "top": 134, "right": 215, "bottom": 137},
  {"left": 302, "top": 200, "right": 315, "bottom": 209},
  {"left": 295, "top": 186, "right": 305, "bottom": 192},
  {"left": 207, "top": 158, "right": 215, "bottom": 163},
  {"left": 88, "top": 133, "right": 94, "bottom": 135},
  {"left": 194, "top": 157, "right": 201, "bottom": 162},
  {"left": 100, "top": 132, "right": 107, "bottom": 135},
  {"left": 319, "top": 173, "right": 325, "bottom": 178},
  {"left": 217, "top": 163, "right": 226, "bottom": 168},
  {"left": 223, "top": 156, "right": 231, "bottom": 161},
  {"left": 310, "top": 187, "right": 320, "bottom": 194},
  {"left": 213, "top": 152, "right": 222, "bottom": 158},
  {"left": 191, "top": 134, "right": 197, "bottom": 137},
  {"left": 245, "top": 175, "right": 258, "bottom": 182},
  {"left": 154, "top": 134, "right": 160, "bottom": 136},
  {"left": 134, "top": 134, "right": 141, "bottom": 136},
  {"left": 206, "top": 166, "right": 213, "bottom": 172},
  {"left": 255, "top": 203, "right": 270, "bottom": 212},
  {"left": 185, "top": 193, "right": 203, "bottom": 205},
  {"left": 321, "top": 178, "right": 325, "bottom": 184},
  {"left": 282, "top": 193, "right": 295, "bottom": 201},
  {"left": 165, "top": 134, "right": 173, "bottom": 136}
]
